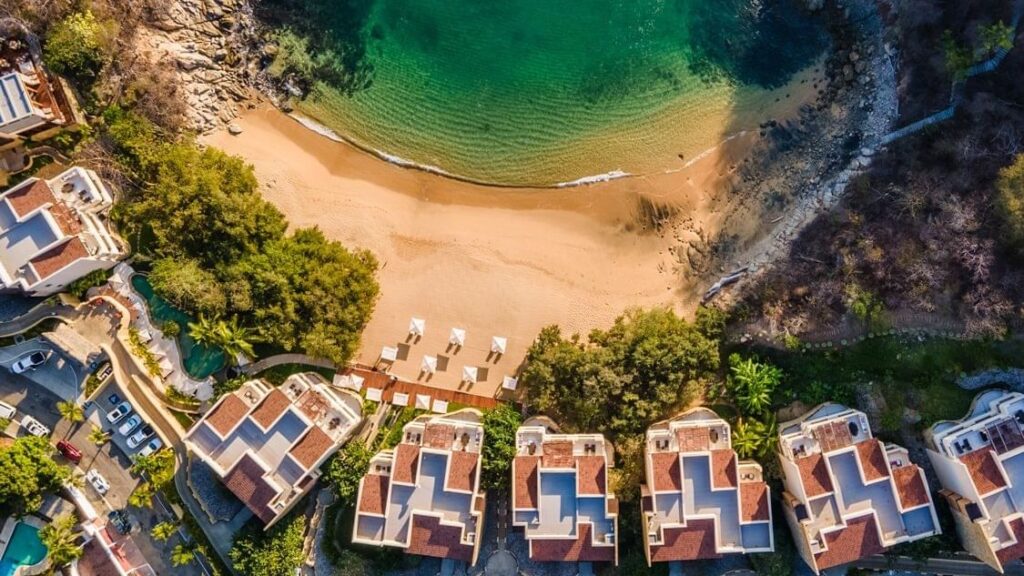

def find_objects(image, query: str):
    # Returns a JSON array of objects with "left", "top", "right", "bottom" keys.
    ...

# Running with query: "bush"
[
  {"left": 43, "top": 10, "right": 114, "bottom": 81},
  {"left": 481, "top": 405, "right": 522, "bottom": 491},
  {"left": 161, "top": 320, "right": 181, "bottom": 338},
  {"left": 149, "top": 259, "right": 227, "bottom": 317},
  {"left": 230, "top": 513, "right": 305, "bottom": 576},
  {"left": 323, "top": 441, "right": 372, "bottom": 509},
  {"left": 0, "top": 436, "right": 70, "bottom": 514},
  {"left": 64, "top": 268, "right": 109, "bottom": 299},
  {"left": 997, "top": 154, "right": 1024, "bottom": 257}
]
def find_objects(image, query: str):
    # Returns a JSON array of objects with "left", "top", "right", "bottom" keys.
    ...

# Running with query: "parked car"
[
  {"left": 106, "top": 401, "right": 132, "bottom": 424},
  {"left": 117, "top": 414, "right": 142, "bottom": 436},
  {"left": 10, "top": 351, "right": 49, "bottom": 373},
  {"left": 0, "top": 401, "right": 15, "bottom": 420},
  {"left": 20, "top": 415, "right": 49, "bottom": 437},
  {"left": 138, "top": 438, "right": 163, "bottom": 458},
  {"left": 85, "top": 469, "right": 109, "bottom": 495},
  {"left": 126, "top": 425, "right": 154, "bottom": 449},
  {"left": 107, "top": 510, "right": 131, "bottom": 534},
  {"left": 56, "top": 440, "right": 82, "bottom": 464},
  {"left": 107, "top": 393, "right": 122, "bottom": 406}
]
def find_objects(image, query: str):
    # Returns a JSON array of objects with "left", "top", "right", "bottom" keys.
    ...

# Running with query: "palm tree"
[
  {"left": 56, "top": 401, "right": 84, "bottom": 439},
  {"left": 213, "top": 316, "right": 255, "bottom": 361},
  {"left": 39, "top": 514, "right": 82, "bottom": 569},
  {"left": 729, "top": 355, "right": 782, "bottom": 416},
  {"left": 171, "top": 543, "right": 196, "bottom": 567},
  {"left": 732, "top": 418, "right": 762, "bottom": 459},
  {"left": 87, "top": 425, "right": 109, "bottom": 446},
  {"left": 187, "top": 313, "right": 219, "bottom": 347},
  {"left": 151, "top": 521, "right": 178, "bottom": 542}
]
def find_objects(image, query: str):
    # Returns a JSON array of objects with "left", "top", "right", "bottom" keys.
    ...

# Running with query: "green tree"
[
  {"left": 942, "top": 30, "right": 975, "bottom": 80},
  {"left": 323, "top": 441, "right": 372, "bottom": 509},
  {"left": 39, "top": 513, "right": 82, "bottom": 568},
  {"left": 731, "top": 416, "right": 778, "bottom": 459},
  {"left": 151, "top": 521, "right": 178, "bottom": 542},
  {"left": 214, "top": 316, "right": 256, "bottom": 360},
  {"left": 128, "top": 482, "right": 155, "bottom": 508},
  {"left": 88, "top": 425, "right": 109, "bottom": 446},
  {"left": 43, "top": 10, "right": 114, "bottom": 81},
  {"left": 997, "top": 154, "right": 1024, "bottom": 257},
  {"left": 171, "top": 543, "right": 196, "bottom": 567},
  {"left": 728, "top": 354, "right": 782, "bottom": 416},
  {"left": 0, "top": 436, "right": 71, "bottom": 514},
  {"left": 481, "top": 404, "right": 522, "bottom": 491},
  {"left": 132, "top": 448, "right": 175, "bottom": 487},
  {"left": 149, "top": 258, "right": 228, "bottom": 316},
  {"left": 980, "top": 20, "right": 1014, "bottom": 54},
  {"left": 56, "top": 401, "right": 84, "bottom": 438},
  {"left": 230, "top": 513, "right": 305, "bottom": 576}
]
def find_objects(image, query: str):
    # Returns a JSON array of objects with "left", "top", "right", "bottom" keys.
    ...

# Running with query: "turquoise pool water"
[
  {"left": 0, "top": 523, "right": 47, "bottom": 576},
  {"left": 130, "top": 274, "right": 226, "bottom": 379}
]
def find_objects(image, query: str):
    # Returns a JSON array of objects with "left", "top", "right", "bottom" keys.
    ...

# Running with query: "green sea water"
[{"left": 266, "top": 0, "right": 829, "bottom": 186}]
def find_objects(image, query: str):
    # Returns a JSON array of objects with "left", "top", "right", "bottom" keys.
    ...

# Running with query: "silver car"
[{"left": 117, "top": 414, "right": 142, "bottom": 436}]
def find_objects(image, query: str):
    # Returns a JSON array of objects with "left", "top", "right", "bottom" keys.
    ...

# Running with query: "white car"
[
  {"left": 106, "top": 401, "right": 132, "bottom": 424},
  {"left": 126, "top": 425, "right": 154, "bottom": 449},
  {"left": 138, "top": 438, "right": 163, "bottom": 458},
  {"left": 0, "top": 401, "right": 15, "bottom": 420},
  {"left": 10, "top": 351, "right": 49, "bottom": 374},
  {"left": 85, "top": 469, "right": 109, "bottom": 495},
  {"left": 20, "top": 415, "right": 49, "bottom": 437},
  {"left": 117, "top": 414, "right": 142, "bottom": 436}
]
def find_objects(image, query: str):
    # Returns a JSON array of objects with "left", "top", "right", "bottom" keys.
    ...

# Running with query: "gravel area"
[{"left": 189, "top": 457, "right": 244, "bottom": 521}]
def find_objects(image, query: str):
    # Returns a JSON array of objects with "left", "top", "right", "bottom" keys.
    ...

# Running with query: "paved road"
[
  {"left": 855, "top": 554, "right": 1024, "bottom": 575},
  {"left": 0, "top": 303, "right": 77, "bottom": 338}
]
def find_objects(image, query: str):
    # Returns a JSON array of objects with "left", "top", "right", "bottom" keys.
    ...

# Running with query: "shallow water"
[{"left": 279, "top": 0, "right": 829, "bottom": 185}]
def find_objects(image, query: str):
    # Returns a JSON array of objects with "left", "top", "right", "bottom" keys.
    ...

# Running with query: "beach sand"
[{"left": 202, "top": 96, "right": 807, "bottom": 398}]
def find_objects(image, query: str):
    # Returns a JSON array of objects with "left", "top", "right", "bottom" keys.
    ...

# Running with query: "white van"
[{"left": 0, "top": 401, "right": 14, "bottom": 420}]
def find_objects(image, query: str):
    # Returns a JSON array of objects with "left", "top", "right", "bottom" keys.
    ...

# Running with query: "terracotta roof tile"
[
  {"left": 855, "top": 440, "right": 889, "bottom": 481},
  {"left": 814, "top": 515, "right": 884, "bottom": 571},
  {"left": 205, "top": 394, "right": 249, "bottom": 437},
  {"left": 797, "top": 453, "right": 834, "bottom": 498},
  {"left": 711, "top": 450, "right": 738, "bottom": 489},
  {"left": 649, "top": 519, "right": 721, "bottom": 562},
  {"left": 447, "top": 450, "right": 479, "bottom": 492},
  {"left": 407, "top": 514, "right": 474, "bottom": 562},
  {"left": 424, "top": 423, "right": 455, "bottom": 449},
  {"left": 542, "top": 440, "right": 574, "bottom": 468},
  {"left": 358, "top": 474, "right": 388, "bottom": 515},
  {"left": 393, "top": 443, "right": 420, "bottom": 484},
  {"left": 513, "top": 455, "right": 540, "bottom": 509},
  {"left": 577, "top": 455, "right": 606, "bottom": 496},
  {"left": 529, "top": 524, "right": 615, "bottom": 563},
  {"left": 29, "top": 236, "right": 88, "bottom": 280},
  {"left": 813, "top": 420, "right": 854, "bottom": 453},
  {"left": 740, "top": 482, "right": 770, "bottom": 522},
  {"left": 892, "top": 466, "right": 930, "bottom": 509},
  {"left": 650, "top": 452, "right": 682, "bottom": 492},
  {"left": 289, "top": 427, "right": 334, "bottom": 469},
  {"left": 997, "top": 517, "right": 1024, "bottom": 566},
  {"left": 960, "top": 449, "right": 1007, "bottom": 495},
  {"left": 676, "top": 427, "right": 711, "bottom": 452},
  {"left": 4, "top": 179, "right": 52, "bottom": 218},
  {"left": 223, "top": 454, "right": 278, "bottom": 524},
  {"left": 251, "top": 388, "right": 290, "bottom": 429}
]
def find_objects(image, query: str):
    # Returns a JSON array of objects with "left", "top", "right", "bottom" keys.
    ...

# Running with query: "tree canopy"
[
  {"left": 0, "top": 437, "right": 70, "bottom": 514},
  {"left": 43, "top": 10, "right": 114, "bottom": 81},
  {"left": 997, "top": 154, "right": 1024, "bottom": 257},
  {"left": 481, "top": 405, "right": 522, "bottom": 491},
  {"left": 323, "top": 441, "right": 373, "bottom": 509},
  {"left": 40, "top": 513, "right": 82, "bottom": 568},
  {"left": 230, "top": 513, "right": 305, "bottom": 576}
]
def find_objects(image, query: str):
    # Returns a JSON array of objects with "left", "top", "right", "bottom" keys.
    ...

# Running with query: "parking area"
[{"left": 0, "top": 338, "right": 82, "bottom": 401}]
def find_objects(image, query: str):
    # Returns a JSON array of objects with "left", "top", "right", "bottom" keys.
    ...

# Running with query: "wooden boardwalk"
[{"left": 346, "top": 364, "right": 501, "bottom": 410}]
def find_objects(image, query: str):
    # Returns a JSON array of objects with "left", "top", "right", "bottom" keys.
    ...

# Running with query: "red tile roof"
[
  {"left": 514, "top": 455, "right": 540, "bottom": 509},
  {"left": 447, "top": 450, "right": 479, "bottom": 492},
  {"left": 529, "top": 523, "right": 615, "bottom": 563},
  {"left": 76, "top": 538, "right": 119, "bottom": 576},
  {"left": 813, "top": 420, "right": 854, "bottom": 453},
  {"left": 251, "top": 388, "right": 290, "bottom": 429},
  {"left": 205, "top": 394, "right": 249, "bottom": 437},
  {"left": 814, "top": 515, "right": 884, "bottom": 571},
  {"left": 997, "top": 517, "right": 1024, "bottom": 566},
  {"left": 4, "top": 179, "right": 52, "bottom": 218},
  {"left": 424, "top": 423, "right": 455, "bottom": 449},
  {"left": 289, "top": 427, "right": 334, "bottom": 469},
  {"left": 892, "top": 466, "right": 930, "bottom": 509},
  {"left": 358, "top": 474, "right": 388, "bottom": 515},
  {"left": 650, "top": 452, "right": 682, "bottom": 492},
  {"left": 740, "top": 482, "right": 770, "bottom": 522},
  {"left": 393, "top": 443, "right": 420, "bottom": 484},
  {"left": 407, "top": 514, "right": 474, "bottom": 562},
  {"left": 577, "top": 455, "right": 606, "bottom": 496},
  {"left": 649, "top": 519, "right": 721, "bottom": 562},
  {"left": 223, "top": 454, "right": 278, "bottom": 524},
  {"left": 29, "top": 237, "right": 88, "bottom": 280},
  {"left": 542, "top": 441, "right": 575, "bottom": 468},
  {"left": 797, "top": 453, "right": 834, "bottom": 498},
  {"left": 960, "top": 449, "right": 1007, "bottom": 495},
  {"left": 711, "top": 450, "right": 737, "bottom": 489},
  {"left": 855, "top": 440, "right": 889, "bottom": 481},
  {"left": 676, "top": 427, "right": 711, "bottom": 452}
]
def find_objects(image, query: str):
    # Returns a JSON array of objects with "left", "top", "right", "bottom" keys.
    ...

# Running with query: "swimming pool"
[{"left": 0, "top": 523, "right": 47, "bottom": 576}]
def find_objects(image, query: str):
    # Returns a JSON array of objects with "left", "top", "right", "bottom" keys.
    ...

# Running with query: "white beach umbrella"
[
  {"left": 393, "top": 392, "right": 410, "bottom": 407},
  {"left": 366, "top": 387, "right": 383, "bottom": 402},
  {"left": 462, "top": 366, "right": 478, "bottom": 384},
  {"left": 409, "top": 317, "right": 426, "bottom": 337},
  {"left": 491, "top": 336, "right": 508, "bottom": 355},
  {"left": 431, "top": 399, "right": 449, "bottom": 414},
  {"left": 137, "top": 328, "right": 153, "bottom": 343},
  {"left": 380, "top": 346, "right": 398, "bottom": 362},
  {"left": 416, "top": 394, "right": 431, "bottom": 410},
  {"left": 502, "top": 376, "right": 518, "bottom": 391},
  {"left": 449, "top": 328, "right": 466, "bottom": 347},
  {"left": 158, "top": 357, "right": 174, "bottom": 378},
  {"left": 333, "top": 373, "right": 364, "bottom": 391},
  {"left": 421, "top": 355, "right": 438, "bottom": 374}
]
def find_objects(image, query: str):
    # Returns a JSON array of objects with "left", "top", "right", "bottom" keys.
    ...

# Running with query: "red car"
[{"left": 56, "top": 440, "right": 82, "bottom": 464}]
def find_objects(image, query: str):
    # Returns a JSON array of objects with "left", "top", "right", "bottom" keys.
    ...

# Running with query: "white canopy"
[
  {"left": 109, "top": 275, "right": 126, "bottom": 289},
  {"left": 502, "top": 376, "right": 518, "bottom": 391},
  {"left": 421, "top": 355, "right": 438, "bottom": 374},
  {"left": 159, "top": 357, "right": 174, "bottom": 378},
  {"left": 449, "top": 327, "right": 466, "bottom": 347},
  {"left": 333, "top": 373, "right": 364, "bottom": 391},
  {"left": 415, "top": 394, "right": 431, "bottom": 410},
  {"left": 380, "top": 346, "right": 398, "bottom": 362},
  {"left": 393, "top": 392, "right": 410, "bottom": 407},
  {"left": 462, "top": 365, "right": 478, "bottom": 383},
  {"left": 409, "top": 317, "right": 426, "bottom": 337},
  {"left": 137, "top": 329, "right": 153, "bottom": 343},
  {"left": 431, "top": 399, "right": 449, "bottom": 414},
  {"left": 491, "top": 336, "right": 508, "bottom": 355},
  {"left": 365, "top": 387, "right": 383, "bottom": 402}
]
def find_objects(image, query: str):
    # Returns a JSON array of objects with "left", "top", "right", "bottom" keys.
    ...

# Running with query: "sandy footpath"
[{"left": 202, "top": 105, "right": 784, "bottom": 396}]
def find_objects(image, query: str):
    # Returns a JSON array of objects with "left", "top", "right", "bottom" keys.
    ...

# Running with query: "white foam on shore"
[
  {"left": 289, "top": 112, "right": 347, "bottom": 144},
  {"left": 556, "top": 170, "right": 631, "bottom": 188},
  {"left": 374, "top": 150, "right": 454, "bottom": 177}
]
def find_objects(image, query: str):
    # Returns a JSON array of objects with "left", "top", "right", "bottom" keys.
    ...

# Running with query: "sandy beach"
[{"left": 202, "top": 99, "right": 809, "bottom": 397}]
